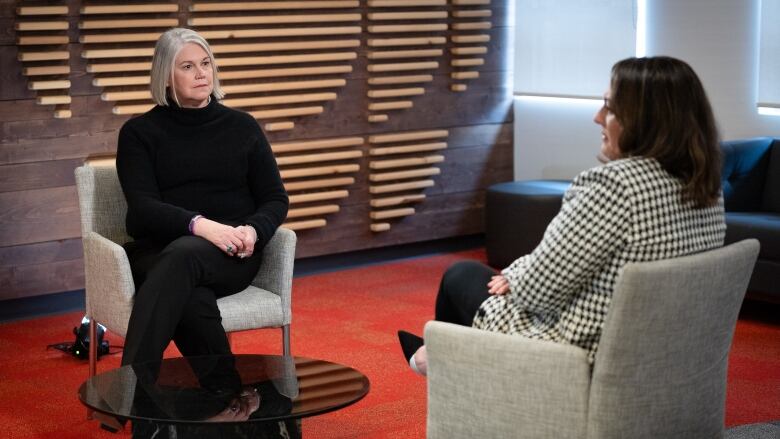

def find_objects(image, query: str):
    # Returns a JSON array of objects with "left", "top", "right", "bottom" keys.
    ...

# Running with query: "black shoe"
[{"left": 397, "top": 330, "right": 424, "bottom": 363}]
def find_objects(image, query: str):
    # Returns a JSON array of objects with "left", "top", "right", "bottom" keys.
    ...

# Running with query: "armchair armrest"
[
  {"left": 82, "top": 231, "right": 136, "bottom": 338},
  {"left": 425, "top": 321, "right": 591, "bottom": 439},
  {"left": 252, "top": 228, "right": 296, "bottom": 325}
]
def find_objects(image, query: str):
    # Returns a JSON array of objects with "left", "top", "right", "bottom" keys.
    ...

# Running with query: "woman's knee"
[
  {"left": 159, "top": 236, "right": 216, "bottom": 264},
  {"left": 441, "top": 260, "right": 494, "bottom": 291}
]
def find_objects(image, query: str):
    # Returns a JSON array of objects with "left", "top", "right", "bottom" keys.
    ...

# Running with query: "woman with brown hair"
[{"left": 399, "top": 56, "right": 726, "bottom": 375}]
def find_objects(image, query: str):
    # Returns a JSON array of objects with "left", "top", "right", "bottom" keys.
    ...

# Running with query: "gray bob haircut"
[{"left": 149, "top": 28, "right": 224, "bottom": 106}]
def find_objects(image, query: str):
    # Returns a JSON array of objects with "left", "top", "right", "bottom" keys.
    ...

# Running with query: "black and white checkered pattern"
[{"left": 473, "top": 157, "right": 726, "bottom": 363}]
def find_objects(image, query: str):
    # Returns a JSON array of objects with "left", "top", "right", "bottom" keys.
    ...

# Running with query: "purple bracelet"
[{"left": 189, "top": 215, "right": 203, "bottom": 234}]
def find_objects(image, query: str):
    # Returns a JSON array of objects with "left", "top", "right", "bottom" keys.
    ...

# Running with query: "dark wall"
[{"left": 0, "top": 0, "right": 513, "bottom": 301}]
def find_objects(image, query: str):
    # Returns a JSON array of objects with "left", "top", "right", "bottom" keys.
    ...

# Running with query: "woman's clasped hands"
[{"left": 192, "top": 217, "right": 258, "bottom": 258}]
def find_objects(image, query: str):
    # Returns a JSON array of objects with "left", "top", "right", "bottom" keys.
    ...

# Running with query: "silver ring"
[{"left": 226, "top": 244, "right": 233, "bottom": 253}]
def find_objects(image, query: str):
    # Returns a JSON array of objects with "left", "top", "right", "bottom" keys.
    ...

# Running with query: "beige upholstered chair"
[
  {"left": 74, "top": 164, "right": 296, "bottom": 380},
  {"left": 425, "top": 239, "right": 760, "bottom": 439}
]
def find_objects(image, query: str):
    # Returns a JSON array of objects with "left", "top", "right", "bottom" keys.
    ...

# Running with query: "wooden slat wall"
[{"left": 0, "top": 0, "right": 513, "bottom": 301}]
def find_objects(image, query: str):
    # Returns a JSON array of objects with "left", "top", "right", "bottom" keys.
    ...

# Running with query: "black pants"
[
  {"left": 435, "top": 260, "right": 496, "bottom": 326},
  {"left": 121, "top": 236, "right": 263, "bottom": 366}
]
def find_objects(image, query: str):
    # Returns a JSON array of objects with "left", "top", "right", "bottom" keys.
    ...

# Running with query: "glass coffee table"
[{"left": 78, "top": 354, "right": 370, "bottom": 438}]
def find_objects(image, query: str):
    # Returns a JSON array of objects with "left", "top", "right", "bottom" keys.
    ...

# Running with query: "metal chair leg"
[
  {"left": 87, "top": 318, "right": 97, "bottom": 420},
  {"left": 282, "top": 325, "right": 291, "bottom": 356}
]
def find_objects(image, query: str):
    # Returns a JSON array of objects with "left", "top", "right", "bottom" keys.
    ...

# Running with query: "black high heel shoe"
[{"left": 397, "top": 330, "right": 424, "bottom": 363}]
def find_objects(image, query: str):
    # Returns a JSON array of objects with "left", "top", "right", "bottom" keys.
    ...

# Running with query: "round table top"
[{"left": 78, "top": 354, "right": 369, "bottom": 425}]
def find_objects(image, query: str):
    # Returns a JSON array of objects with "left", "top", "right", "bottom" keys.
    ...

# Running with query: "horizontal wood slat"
[
  {"left": 368, "top": 61, "right": 438, "bottom": 72},
  {"left": 17, "top": 36, "right": 69, "bottom": 45},
  {"left": 189, "top": 14, "right": 361, "bottom": 26},
  {"left": 369, "top": 167, "right": 440, "bottom": 182},
  {"left": 80, "top": 4, "right": 179, "bottom": 14},
  {"left": 249, "top": 106, "right": 324, "bottom": 120},
  {"left": 368, "top": 101, "right": 413, "bottom": 111},
  {"left": 368, "top": 12, "right": 448, "bottom": 20},
  {"left": 369, "top": 179, "right": 435, "bottom": 194},
  {"left": 368, "top": 24, "right": 448, "bottom": 33},
  {"left": 367, "top": 88, "right": 425, "bottom": 98},
  {"left": 369, "top": 130, "right": 448, "bottom": 144},
  {"left": 191, "top": 1, "right": 359, "bottom": 11},
  {"left": 368, "top": 0, "right": 445, "bottom": 6},
  {"left": 367, "top": 49, "right": 443, "bottom": 60},
  {"left": 272, "top": 137, "right": 364, "bottom": 154},
  {"left": 287, "top": 204, "right": 340, "bottom": 219},
  {"left": 370, "top": 194, "right": 426, "bottom": 208},
  {"left": 284, "top": 177, "right": 355, "bottom": 192},
  {"left": 280, "top": 164, "right": 361, "bottom": 179},
  {"left": 200, "top": 26, "right": 361, "bottom": 40},
  {"left": 15, "top": 21, "right": 69, "bottom": 31},
  {"left": 289, "top": 190, "right": 349, "bottom": 204},
  {"left": 368, "top": 75, "right": 433, "bottom": 85},
  {"left": 23, "top": 65, "right": 70, "bottom": 76},
  {"left": 16, "top": 6, "right": 69, "bottom": 15},
  {"left": 369, "top": 155, "right": 444, "bottom": 170},
  {"left": 79, "top": 19, "right": 179, "bottom": 29},
  {"left": 368, "top": 37, "right": 446, "bottom": 47},
  {"left": 368, "top": 0, "right": 447, "bottom": 8},
  {"left": 282, "top": 219, "right": 327, "bottom": 231},
  {"left": 370, "top": 207, "right": 415, "bottom": 219},
  {"left": 276, "top": 150, "right": 363, "bottom": 166}
]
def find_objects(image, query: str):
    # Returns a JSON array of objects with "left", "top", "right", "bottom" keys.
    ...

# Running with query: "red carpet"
[{"left": 1, "top": 248, "right": 779, "bottom": 438}]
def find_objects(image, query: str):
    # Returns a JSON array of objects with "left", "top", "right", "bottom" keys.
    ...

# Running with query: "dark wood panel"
[
  {"left": 447, "top": 123, "right": 514, "bottom": 150},
  {"left": 438, "top": 143, "right": 514, "bottom": 193},
  {"left": 0, "top": 46, "right": 34, "bottom": 101},
  {"left": 264, "top": 72, "right": 513, "bottom": 145},
  {"left": 0, "top": 98, "right": 65, "bottom": 122},
  {"left": 294, "top": 191, "right": 486, "bottom": 258},
  {"left": 0, "top": 0, "right": 514, "bottom": 301},
  {"left": 0, "top": 258, "right": 84, "bottom": 300},
  {"left": 0, "top": 238, "right": 82, "bottom": 268},
  {"left": 1, "top": 113, "right": 126, "bottom": 145},
  {"left": 0, "top": 158, "right": 81, "bottom": 193},
  {"left": 0, "top": 186, "right": 81, "bottom": 247},
  {"left": 0, "top": 17, "right": 14, "bottom": 46},
  {"left": 0, "top": 129, "right": 117, "bottom": 165}
]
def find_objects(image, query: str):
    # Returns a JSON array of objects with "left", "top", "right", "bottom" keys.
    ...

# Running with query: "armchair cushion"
[{"left": 725, "top": 212, "right": 780, "bottom": 260}]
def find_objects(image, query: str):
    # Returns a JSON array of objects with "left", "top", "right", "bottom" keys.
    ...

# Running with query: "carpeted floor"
[{"left": 1, "top": 248, "right": 778, "bottom": 438}]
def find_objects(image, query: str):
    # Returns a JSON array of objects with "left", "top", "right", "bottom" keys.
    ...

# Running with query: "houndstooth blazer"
[{"left": 473, "top": 157, "right": 726, "bottom": 363}]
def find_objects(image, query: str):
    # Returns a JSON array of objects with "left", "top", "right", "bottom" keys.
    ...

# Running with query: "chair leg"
[
  {"left": 282, "top": 325, "right": 291, "bottom": 356},
  {"left": 89, "top": 319, "right": 97, "bottom": 377},
  {"left": 86, "top": 318, "right": 98, "bottom": 420}
]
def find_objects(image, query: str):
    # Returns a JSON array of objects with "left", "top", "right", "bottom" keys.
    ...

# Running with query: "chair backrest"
[
  {"left": 587, "top": 239, "right": 760, "bottom": 439},
  {"left": 74, "top": 165, "right": 131, "bottom": 245}
]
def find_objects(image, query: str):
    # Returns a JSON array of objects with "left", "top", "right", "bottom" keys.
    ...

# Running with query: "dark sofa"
[
  {"left": 485, "top": 137, "right": 780, "bottom": 302},
  {"left": 721, "top": 137, "right": 780, "bottom": 302}
]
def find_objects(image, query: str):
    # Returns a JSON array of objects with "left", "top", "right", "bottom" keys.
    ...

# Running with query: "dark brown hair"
[{"left": 610, "top": 56, "right": 721, "bottom": 208}]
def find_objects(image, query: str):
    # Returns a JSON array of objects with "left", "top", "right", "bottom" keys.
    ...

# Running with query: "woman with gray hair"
[{"left": 116, "top": 28, "right": 288, "bottom": 367}]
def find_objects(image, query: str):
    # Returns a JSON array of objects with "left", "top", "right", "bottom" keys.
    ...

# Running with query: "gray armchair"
[
  {"left": 425, "top": 239, "right": 759, "bottom": 439},
  {"left": 74, "top": 164, "right": 296, "bottom": 380}
]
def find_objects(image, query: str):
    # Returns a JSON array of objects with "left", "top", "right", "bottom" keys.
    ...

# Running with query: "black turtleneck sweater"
[{"left": 116, "top": 98, "right": 288, "bottom": 248}]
